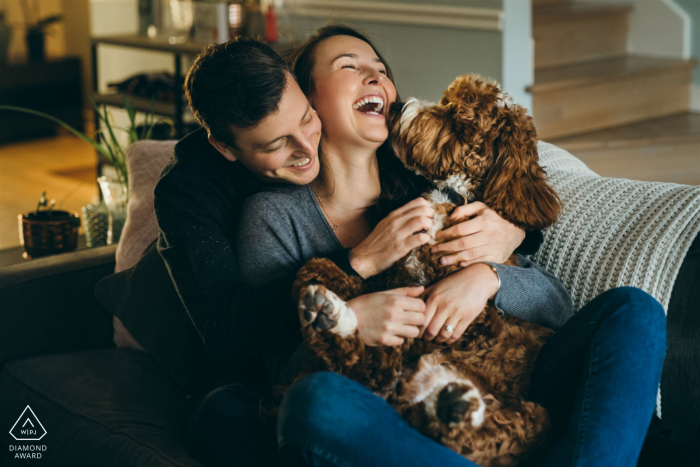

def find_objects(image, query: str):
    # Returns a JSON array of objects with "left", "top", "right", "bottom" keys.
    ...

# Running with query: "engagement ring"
[{"left": 445, "top": 324, "right": 454, "bottom": 332}]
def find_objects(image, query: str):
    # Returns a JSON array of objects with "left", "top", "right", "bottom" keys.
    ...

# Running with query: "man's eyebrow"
[
  {"left": 301, "top": 104, "right": 312, "bottom": 123},
  {"left": 259, "top": 134, "right": 286, "bottom": 149}
]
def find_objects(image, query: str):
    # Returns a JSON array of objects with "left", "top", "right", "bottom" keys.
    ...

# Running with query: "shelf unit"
[{"left": 90, "top": 34, "right": 205, "bottom": 140}]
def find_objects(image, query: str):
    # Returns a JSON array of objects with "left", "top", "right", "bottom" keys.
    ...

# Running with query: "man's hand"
[
  {"left": 347, "top": 286, "right": 426, "bottom": 347},
  {"left": 420, "top": 264, "right": 499, "bottom": 344},
  {"left": 431, "top": 202, "right": 525, "bottom": 267},
  {"left": 349, "top": 198, "right": 434, "bottom": 278}
]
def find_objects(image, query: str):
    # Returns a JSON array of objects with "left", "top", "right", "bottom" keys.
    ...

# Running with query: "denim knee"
[
  {"left": 278, "top": 372, "right": 360, "bottom": 446},
  {"left": 599, "top": 287, "right": 667, "bottom": 354}
]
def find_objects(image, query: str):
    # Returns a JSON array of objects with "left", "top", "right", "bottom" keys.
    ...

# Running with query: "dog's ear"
[{"left": 481, "top": 105, "right": 561, "bottom": 230}]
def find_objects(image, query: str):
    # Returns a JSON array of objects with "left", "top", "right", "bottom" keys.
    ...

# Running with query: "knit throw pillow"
[
  {"left": 534, "top": 142, "right": 700, "bottom": 419},
  {"left": 533, "top": 141, "right": 700, "bottom": 313},
  {"left": 112, "top": 140, "right": 177, "bottom": 350}
]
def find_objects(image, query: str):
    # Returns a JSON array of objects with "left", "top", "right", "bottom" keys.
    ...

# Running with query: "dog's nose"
[{"left": 390, "top": 101, "right": 406, "bottom": 113}]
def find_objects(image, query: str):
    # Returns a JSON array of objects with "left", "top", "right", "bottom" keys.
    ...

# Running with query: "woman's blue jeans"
[{"left": 277, "top": 287, "right": 667, "bottom": 467}]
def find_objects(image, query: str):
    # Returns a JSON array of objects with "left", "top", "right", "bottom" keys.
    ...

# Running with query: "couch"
[{"left": 1, "top": 140, "right": 699, "bottom": 467}]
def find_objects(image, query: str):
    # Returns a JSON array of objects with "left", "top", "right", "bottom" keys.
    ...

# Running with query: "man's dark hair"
[{"left": 185, "top": 37, "right": 292, "bottom": 147}]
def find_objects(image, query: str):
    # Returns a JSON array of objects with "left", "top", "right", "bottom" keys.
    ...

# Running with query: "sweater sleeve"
[
  {"left": 484, "top": 254, "right": 573, "bottom": 330},
  {"left": 235, "top": 194, "right": 322, "bottom": 384}
]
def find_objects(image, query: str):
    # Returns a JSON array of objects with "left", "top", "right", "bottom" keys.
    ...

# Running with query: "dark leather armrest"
[{"left": 0, "top": 245, "right": 118, "bottom": 369}]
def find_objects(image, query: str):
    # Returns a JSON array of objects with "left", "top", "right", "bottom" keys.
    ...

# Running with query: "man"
[{"left": 153, "top": 37, "right": 531, "bottom": 466}]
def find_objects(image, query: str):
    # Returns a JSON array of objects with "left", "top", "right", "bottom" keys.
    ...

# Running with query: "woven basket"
[{"left": 18, "top": 210, "right": 81, "bottom": 259}]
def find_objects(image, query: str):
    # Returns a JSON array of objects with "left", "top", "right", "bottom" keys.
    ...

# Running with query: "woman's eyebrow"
[
  {"left": 331, "top": 53, "right": 384, "bottom": 65},
  {"left": 331, "top": 53, "right": 357, "bottom": 64}
]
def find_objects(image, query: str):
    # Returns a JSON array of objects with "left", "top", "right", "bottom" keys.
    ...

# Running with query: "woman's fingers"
[
  {"left": 430, "top": 303, "right": 458, "bottom": 343},
  {"left": 423, "top": 304, "right": 449, "bottom": 341},
  {"left": 450, "top": 201, "right": 486, "bottom": 220},
  {"left": 440, "top": 244, "right": 493, "bottom": 266},
  {"left": 418, "top": 297, "right": 438, "bottom": 339},
  {"left": 434, "top": 215, "right": 483, "bottom": 243},
  {"left": 433, "top": 235, "right": 491, "bottom": 264},
  {"left": 445, "top": 319, "right": 471, "bottom": 344},
  {"left": 390, "top": 285, "right": 425, "bottom": 298},
  {"left": 401, "top": 310, "right": 427, "bottom": 326},
  {"left": 402, "top": 204, "right": 436, "bottom": 222},
  {"left": 397, "top": 324, "right": 422, "bottom": 339},
  {"left": 392, "top": 197, "right": 432, "bottom": 217}
]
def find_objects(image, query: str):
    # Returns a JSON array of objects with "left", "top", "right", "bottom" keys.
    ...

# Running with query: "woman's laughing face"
[{"left": 309, "top": 35, "right": 397, "bottom": 152}]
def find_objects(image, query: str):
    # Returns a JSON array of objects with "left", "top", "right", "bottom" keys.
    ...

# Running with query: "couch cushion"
[
  {"left": 112, "top": 139, "right": 178, "bottom": 352},
  {"left": 0, "top": 349, "right": 204, "bottom": 467},
  {"left": 95, "top": 240, "right": 244, "bottom": 393}
]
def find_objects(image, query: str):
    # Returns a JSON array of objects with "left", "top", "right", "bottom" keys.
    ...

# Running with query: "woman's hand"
[
  {"left": 420, "top": 264, "right": 499, "bottom": 344},
  {"left": 349, "top": 198, "right": 434, "bottom": 278},
  {"left": 347, "top": 286, "right": 426, "bottom": 347},
  {"left": 431, "top": 202, "right": 525, "bottom": 267}
]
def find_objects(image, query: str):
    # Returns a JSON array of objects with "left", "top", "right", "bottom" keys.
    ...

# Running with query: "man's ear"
[{"left": 208, "top": 134, "right": 238, "bottom": 162}]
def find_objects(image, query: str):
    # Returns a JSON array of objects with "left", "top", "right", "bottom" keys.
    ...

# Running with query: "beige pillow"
[{"left": 112, "top": 140, "right": 178, "bottom": 350}]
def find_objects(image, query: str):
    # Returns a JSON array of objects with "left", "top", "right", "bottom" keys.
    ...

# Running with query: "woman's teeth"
[
  {"left": 352, "top": 96, "right": 384, "bottom": 114},
  {"left": 290, "top": 158, "right": 311, "bottom": 167}
]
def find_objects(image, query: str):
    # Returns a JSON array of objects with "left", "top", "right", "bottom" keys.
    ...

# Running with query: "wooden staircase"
[{"left": 531, "top": 0, "right": 698, "bottom": 140}]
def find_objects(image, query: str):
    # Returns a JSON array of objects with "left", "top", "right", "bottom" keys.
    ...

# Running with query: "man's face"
[{"left": 209, "top": 72, "right": 322, "bottom": 185}]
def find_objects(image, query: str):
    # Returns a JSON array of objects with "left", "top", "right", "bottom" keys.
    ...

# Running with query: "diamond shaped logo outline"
[{"left": 9, "top": 405, "right": 47, "bottom": 441}]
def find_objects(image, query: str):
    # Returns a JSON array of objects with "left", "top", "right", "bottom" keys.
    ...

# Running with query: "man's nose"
[{"left": 294, "top": 132, "right": 317, "bottom": 157}]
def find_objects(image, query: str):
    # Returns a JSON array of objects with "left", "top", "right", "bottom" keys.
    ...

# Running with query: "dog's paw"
[
  {"left": 435, "top": 381, "right": 487, "bottom": 428},
  {"left": 299, "top": 285, "right": 357, "bottom": 337}
]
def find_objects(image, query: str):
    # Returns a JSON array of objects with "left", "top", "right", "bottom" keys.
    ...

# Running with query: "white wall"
[
  {"left": 502, "top": 0, "right": 533, "bottom": 112},
  {"left": 575, "top": 0, "right": 690, "bottom": 59},
  {"left": 90, "top": 0, "right": 174, "bottom": 93},
  {"left": 288, "top": 0, "right": 533, "bottom": 111}
]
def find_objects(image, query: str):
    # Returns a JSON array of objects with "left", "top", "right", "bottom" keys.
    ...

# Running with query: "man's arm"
[{"left": 154, "top": 169, "right": 355, "bottom": 363}]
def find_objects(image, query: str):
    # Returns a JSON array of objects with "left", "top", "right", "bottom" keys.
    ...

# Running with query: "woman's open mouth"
[{"left": 352, "top": 95, "right": 385, "bottom": 116}]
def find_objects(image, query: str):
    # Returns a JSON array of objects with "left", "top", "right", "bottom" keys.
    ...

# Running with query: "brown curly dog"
[{"left": 283, "top": 74, "right": 562, "bottom": 467}]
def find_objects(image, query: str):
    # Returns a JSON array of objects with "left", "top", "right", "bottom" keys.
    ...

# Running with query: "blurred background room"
[{"left": 0, "top": 0, "right": 699, "bottom": 260}]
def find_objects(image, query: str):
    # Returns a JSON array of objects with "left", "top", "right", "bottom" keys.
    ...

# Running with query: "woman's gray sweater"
[{"left": 236, "top": 184, "right": 574, "bottom": 331}]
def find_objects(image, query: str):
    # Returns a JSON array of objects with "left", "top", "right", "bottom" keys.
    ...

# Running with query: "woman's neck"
[{"left": 311, "top": 141, "right": 381, "bottom": 211}]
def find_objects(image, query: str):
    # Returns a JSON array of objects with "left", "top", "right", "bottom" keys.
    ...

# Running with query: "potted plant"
[
  {"left": 18, "top": 191, "right": 81, "bottom": 259},
  {"left": 20, "top": 0, "right": 62, "bottom": 62},
  {"left": 1, "top": 96, "right": 171, "bottom": 244}
]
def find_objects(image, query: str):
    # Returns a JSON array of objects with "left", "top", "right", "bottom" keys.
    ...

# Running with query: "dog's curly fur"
[{"left": 273, "top": 75, "right": 562, "bottom": 467}]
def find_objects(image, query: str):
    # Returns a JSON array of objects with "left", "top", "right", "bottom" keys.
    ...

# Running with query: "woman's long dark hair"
[{"left": 287, "top": 24, "right": 429, "bottom": 224}]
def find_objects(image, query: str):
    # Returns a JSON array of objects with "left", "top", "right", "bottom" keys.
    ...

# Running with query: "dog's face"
[
  {"left": 388, "top": 75, "right": 508, "bottom": 193},
  {"left": 388, "top": 74, "right": 562, "bottom": 230}
]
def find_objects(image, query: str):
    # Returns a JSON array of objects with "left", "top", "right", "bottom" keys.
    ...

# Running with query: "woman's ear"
[{"left": 481, "top": 106, "right": 562, "bottom": 230}]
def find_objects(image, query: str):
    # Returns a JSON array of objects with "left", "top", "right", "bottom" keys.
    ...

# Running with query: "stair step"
[
  {"left": 534, "top": 3, "right": 632, "bottom": 68},
  {"left": 548, "top": 112, "right": 700, "bottom": 151},
  {"left": 533, "top": 0, "right": 569, "bottom": 7},
  {"left": 531, "top": 56, "right": 698, "bottom": 139}
]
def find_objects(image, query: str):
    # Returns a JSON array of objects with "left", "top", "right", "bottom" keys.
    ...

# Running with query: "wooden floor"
[
  {"left": 0, "top": 134, "right": 98, "bottom": 249},
  {"left": 0, "top": 122, "right": 698, "bottom": 250}
]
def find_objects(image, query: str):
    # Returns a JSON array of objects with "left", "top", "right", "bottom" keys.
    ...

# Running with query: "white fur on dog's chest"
[{"left": 402, "top": 175, "right": 473, "bottom": 285}]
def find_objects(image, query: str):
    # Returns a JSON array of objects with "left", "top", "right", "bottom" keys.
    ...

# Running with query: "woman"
[{"left": 236, "top": 26, "right": 666, "bottom": 467}]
